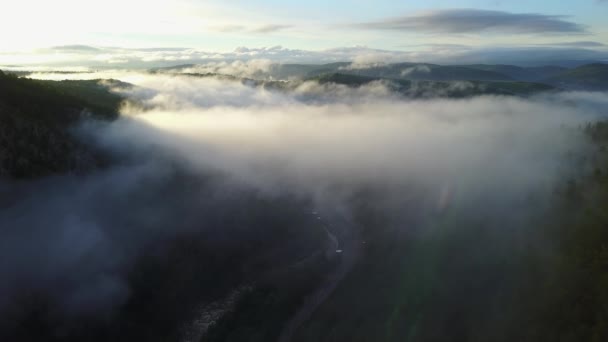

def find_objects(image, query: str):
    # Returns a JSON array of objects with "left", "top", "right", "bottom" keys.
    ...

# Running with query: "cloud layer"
[
  {"left": 355, "top": 9, "right": 586, "bottom": 34},
  {"left": 2, "top": 43, "right": 607, "bottom": 70}
]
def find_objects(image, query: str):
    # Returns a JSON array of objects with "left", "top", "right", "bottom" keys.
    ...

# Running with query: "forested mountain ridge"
[
  {"left": 307, "top": 73, "right": 556, "bottom": 97},
  {"left": 544, "top": 63, "right": 608, "bottom": 90},
  {"left": 156, "top": 62, "right": 608, "bottom": 97},
  {"left": 156, "top": 61, "right": 608, "bottom": 87},
  {"left": 0, "top": 71, "right": 124, "bottom": 178}
]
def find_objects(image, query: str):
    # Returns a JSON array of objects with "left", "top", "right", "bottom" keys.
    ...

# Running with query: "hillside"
[
  {"left": 267, "top": 62, "right": 352, "bottom": 79},
  {"left": 344, "top": 63, "right": 513, "bottom": 81},
  {"left": 153, "top": 61, "right": 608, "bottom": 90},
  {"left": 156, "top": 62, "right": 515, "bottom": 82},
  {"left": 545, "top": 63, "right": 608, "bottom": 90},
  {"left": 0, "top": 71, "right": 124, "bottom": 178},
  {"left": 166, "top": 70, "right": 555, "bottom": 98},
  {"left": 275, "top": 62, "right": 515, "bottom": 82},
  {"left": 460, "top": 64, "right": 567, "bottom": 81},
  {"left": 309, "top": 73, "right": 555, "bottom": 97}
]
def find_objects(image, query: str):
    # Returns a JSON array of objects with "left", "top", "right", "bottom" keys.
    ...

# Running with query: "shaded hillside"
[
  {"left": 461, "top": 64, "right": 567, "bottom": 82},
  {"left": 154, "top": 62, "right": 352, "bottom": 80},
  {"left": 545, "top": 63, "right": 608, "bottom": 90},
  {"left": 155, "top": 62, "right": 514, "bottom": 82},
  {"left": 270, "top": 62, "right": 514, "bottom": 82},
  {"left": 343, "top": 63, "right": 513, "bottom": 82},
  {"left": 152, "top": 61, "right": 608, "bottom": 89},
  {"left": 310, "top": 73, "right": 555, "bottom": 97},
  {"left": 267, "top": 63, "right": 351, "bottom": 79},
  {"left": 0, "top": 71, "right": 124, "bottom": 178},
  {"left": 167, "top": 71, "right": 555, "bottom": 98}
]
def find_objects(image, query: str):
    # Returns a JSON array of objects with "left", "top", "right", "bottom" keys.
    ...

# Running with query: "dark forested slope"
[
  {"left": 545, "top": 63, "right": 608, "bottom": 90},
  {"left": 0, "top": 71, "right": 124, "bottom": 178}
]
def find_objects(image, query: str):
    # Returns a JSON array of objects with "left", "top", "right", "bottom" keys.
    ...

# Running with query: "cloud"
[
  {"left": 338, "top": 51, "right": 405, "bottom": 69},
  {"left": 537, "top": 41, "right": 606, "bottom": 47},
  {"left": 443, "top": 46, "right": 608, "bottom": 66},
  {"left": 210, "top": 24, "right": 292, "bottom": 34},
  {"left": 3, "top": 43, "right": 607, "bottom": 71},
  {"left": 129, "top": 47, "right": 191, "bottom": 52},
  {"left": 354, "top": 9, "right": 587, "bottom": 35},
  {"left": 251, "top": 24, "right": 292, "bottom": 33},
  {"left": 49, "top": 45, "right": 101, "bottom": 53},
  {"left": 167, "top": 59, "right": 275, "bottom": 78},
  {"left": 32, "top": 72, "right": 606, "bottom": 194},
  {"left": 210, "top": 24, "right": 246, "bottom": 33},
  {"left": 401, "top": 65, "right": 431, "bottom": 77}
]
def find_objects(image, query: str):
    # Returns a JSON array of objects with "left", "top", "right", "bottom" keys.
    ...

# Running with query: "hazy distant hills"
[
  {"left": 157, "top": 62, "right": 514, "bottom": 81},
  {"left": 341, "top": 63, "right": 515, "bottom": 81},
  {"left": 156, "top": 61, "right": 608, "bottom": 91},
  {"left": 258, "top": 62, "right": 513, "bottom": 81},
  {"left": 309, "top": 73, "right": 555, "bottom": 97},
  {"left": 457, "top": 64, "right": 568, "bottom": 82},
  {"left": 544, "top": 63, "right": 608, "bottom": 90}
]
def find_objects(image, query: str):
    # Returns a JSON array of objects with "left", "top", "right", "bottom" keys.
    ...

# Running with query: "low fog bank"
[
  {"left": 89, "top": 73, "right": 604, "bottom": 193},
  {"left": 2, "top": 71, "right": 608, "bottom": 330}
]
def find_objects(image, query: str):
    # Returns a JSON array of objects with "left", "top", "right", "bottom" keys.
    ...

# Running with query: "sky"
[{"left": 1, "top": 0, "right": 607, "bottom": 67}]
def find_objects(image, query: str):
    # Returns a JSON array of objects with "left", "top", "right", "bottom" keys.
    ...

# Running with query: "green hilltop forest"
[{"left": 546, "top": 63, "right": 608, "bottom": 90}]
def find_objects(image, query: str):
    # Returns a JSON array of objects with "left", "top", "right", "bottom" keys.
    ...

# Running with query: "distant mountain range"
[
  {"left": 544, "top": 63, "right": 608, "bottom": 90},
  {"left": 156, "top": 61, "right": 608, "bottom": 91}
]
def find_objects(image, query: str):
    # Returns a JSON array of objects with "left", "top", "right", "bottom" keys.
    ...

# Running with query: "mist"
[
  {"left": 2, "top": 71, "right": 608, "bottom": 334},
  {"left": 92, "top": 73, "right": 599, "bottom": 193}
]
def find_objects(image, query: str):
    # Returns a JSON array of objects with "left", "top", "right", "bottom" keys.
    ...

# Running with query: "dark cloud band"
[{"left": 354, "top": 9, "right": 586, "bottom": 34}]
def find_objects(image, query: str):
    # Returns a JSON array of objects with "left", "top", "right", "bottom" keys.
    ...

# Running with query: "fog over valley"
[
  {"left": 2, "top": 66, "right": 608, "bottom": 340},
  {"left": 3, "top": 1, "right": 608, "bottom": 341}
]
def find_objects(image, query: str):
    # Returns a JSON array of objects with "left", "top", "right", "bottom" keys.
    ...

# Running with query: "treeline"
[
  {"left": 0, "top": 71, "right": 123, "bottom": 178},
  {"left": 512, "top": 121, "right": 608, "bottom": 341}
]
